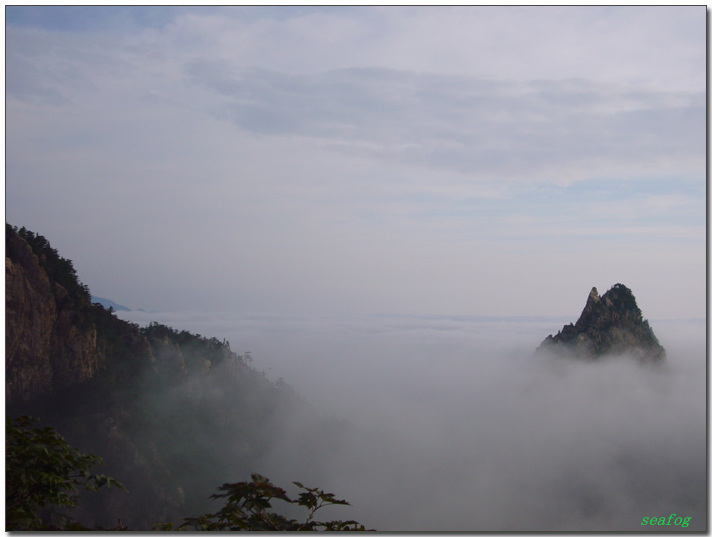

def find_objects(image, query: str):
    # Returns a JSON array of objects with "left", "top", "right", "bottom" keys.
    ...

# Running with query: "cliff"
[
  {"left": 5, "top": 224, "right": 244, "bottom": 406},
  {"left": 537, "top": 284, "right": 665, "bottom": 362},
  {"left": 5, "top": 224, "right": 304, "bottom": 529},
  {"left": 6, "top": 225, "right": 102, "bottom": 403}
]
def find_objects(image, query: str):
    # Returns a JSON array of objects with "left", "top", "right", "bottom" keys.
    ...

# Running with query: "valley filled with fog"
[{"left": 118, "top": 310, "right": 706, "bottom": 531}]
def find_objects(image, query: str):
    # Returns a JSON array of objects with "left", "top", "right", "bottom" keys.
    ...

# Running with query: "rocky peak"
[
  {"left": 579, "top": 286, "right": 600, "bottom": 320},
  {"left": 537, "top": 283, "right": 665, "bottom": 362}
]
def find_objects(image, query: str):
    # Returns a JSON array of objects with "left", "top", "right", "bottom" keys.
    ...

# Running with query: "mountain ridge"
[
  {"left": 5, "top": 223, "right": 307, "bottom": 528},
  {"left": 91, "top": 296, "right": 131, "bottom": 311}
]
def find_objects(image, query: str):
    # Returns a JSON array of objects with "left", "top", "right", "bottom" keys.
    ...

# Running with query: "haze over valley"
[{"left": 114, "top": 307, "right": 705, "bottom": 531}]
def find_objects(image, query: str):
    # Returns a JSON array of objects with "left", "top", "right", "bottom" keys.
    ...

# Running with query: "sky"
[{"left": 5, "top": 6, "right": 706, "bottom": 320}]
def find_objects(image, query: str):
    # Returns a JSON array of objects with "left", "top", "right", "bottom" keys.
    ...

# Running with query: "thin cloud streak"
[{"left": 184, "top": 64, "right": 704, "bottom": 183}]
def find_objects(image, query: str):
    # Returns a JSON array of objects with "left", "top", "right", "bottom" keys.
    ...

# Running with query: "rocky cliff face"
[
  {"left": 6, "top": 226, "right": 102, "bottom": 404},
  {"left": 5, "top": 224, "right": 232, "bottom": 407},
  {"left": 5, "top": 224, "right": 302, "bottom": 529},
  {"left": 537, "top": 284, "right": 665, "bottom": 362}
]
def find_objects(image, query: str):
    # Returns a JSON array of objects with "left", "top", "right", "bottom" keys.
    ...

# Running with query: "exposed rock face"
[
  {"left": 5, "top": 224, "right": 240, "bottom": 407},
  {"left": 6, "top": 227, "right": 102, "bottom": 403},
  {"left": 537, "top": 284, "right": 665, "bottom": 362},
  {"left": 5, "top": 223, "right": 306, "bottom": 529},
  {"left": 6, "top": 231, "right": 56, "bottom": 402}
]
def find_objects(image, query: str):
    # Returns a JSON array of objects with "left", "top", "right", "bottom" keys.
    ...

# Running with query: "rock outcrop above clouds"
[{"left": 537, "top": 284, "right": 665, "bottom": 362}]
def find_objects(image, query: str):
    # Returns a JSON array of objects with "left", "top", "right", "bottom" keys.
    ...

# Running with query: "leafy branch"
[
  {"left": 6, "top": 416, "right": 126, "bottom": 530},
  {"left": 156, "top": 473, "right": 366, "bottom": 531}
]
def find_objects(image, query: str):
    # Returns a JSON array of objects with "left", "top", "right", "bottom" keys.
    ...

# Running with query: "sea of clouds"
[{"left": 118, "top": 310, "right": 706, "bottom": 531}]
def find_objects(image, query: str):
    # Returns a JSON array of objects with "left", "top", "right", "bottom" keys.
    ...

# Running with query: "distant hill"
[
  {"left": 537, "top": 284, "right": 665, "bottom": 362},
  {"left": 91, "top": 296, "right": 131, "bottom": 311}
]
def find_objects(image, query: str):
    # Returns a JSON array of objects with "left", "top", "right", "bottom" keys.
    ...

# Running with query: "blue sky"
[
  {"left": 5, "top": 6, "right": 706, "bottom": 319},
  {"left": 6, "top": 6, "right": 181, "bottom": 32}
]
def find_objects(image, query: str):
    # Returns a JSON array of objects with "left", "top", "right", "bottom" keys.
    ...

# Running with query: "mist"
[{"left": 117, "top": 311, "right": 706, "bottom": 531}]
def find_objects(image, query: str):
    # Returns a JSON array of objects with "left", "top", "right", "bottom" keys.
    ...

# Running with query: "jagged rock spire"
[{"left": 537, "top": 284, "right": 665, "bottom": 362}]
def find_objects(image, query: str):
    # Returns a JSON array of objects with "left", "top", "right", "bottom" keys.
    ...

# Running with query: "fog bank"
[{"left": 118, "top": 311, "right": 706, "bottom": 531}]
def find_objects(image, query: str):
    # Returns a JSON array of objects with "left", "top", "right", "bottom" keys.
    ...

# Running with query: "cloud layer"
[
  {"left": 117, "top": 311, "right": 707, "bottom": 531},
  {"left": 256, "top": 317, "right": 707, "bottom": 531}
]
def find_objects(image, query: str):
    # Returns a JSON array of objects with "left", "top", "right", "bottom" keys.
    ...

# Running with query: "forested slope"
[{"left": 5, "top": 224, "right": 319, "bottom": 529}]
